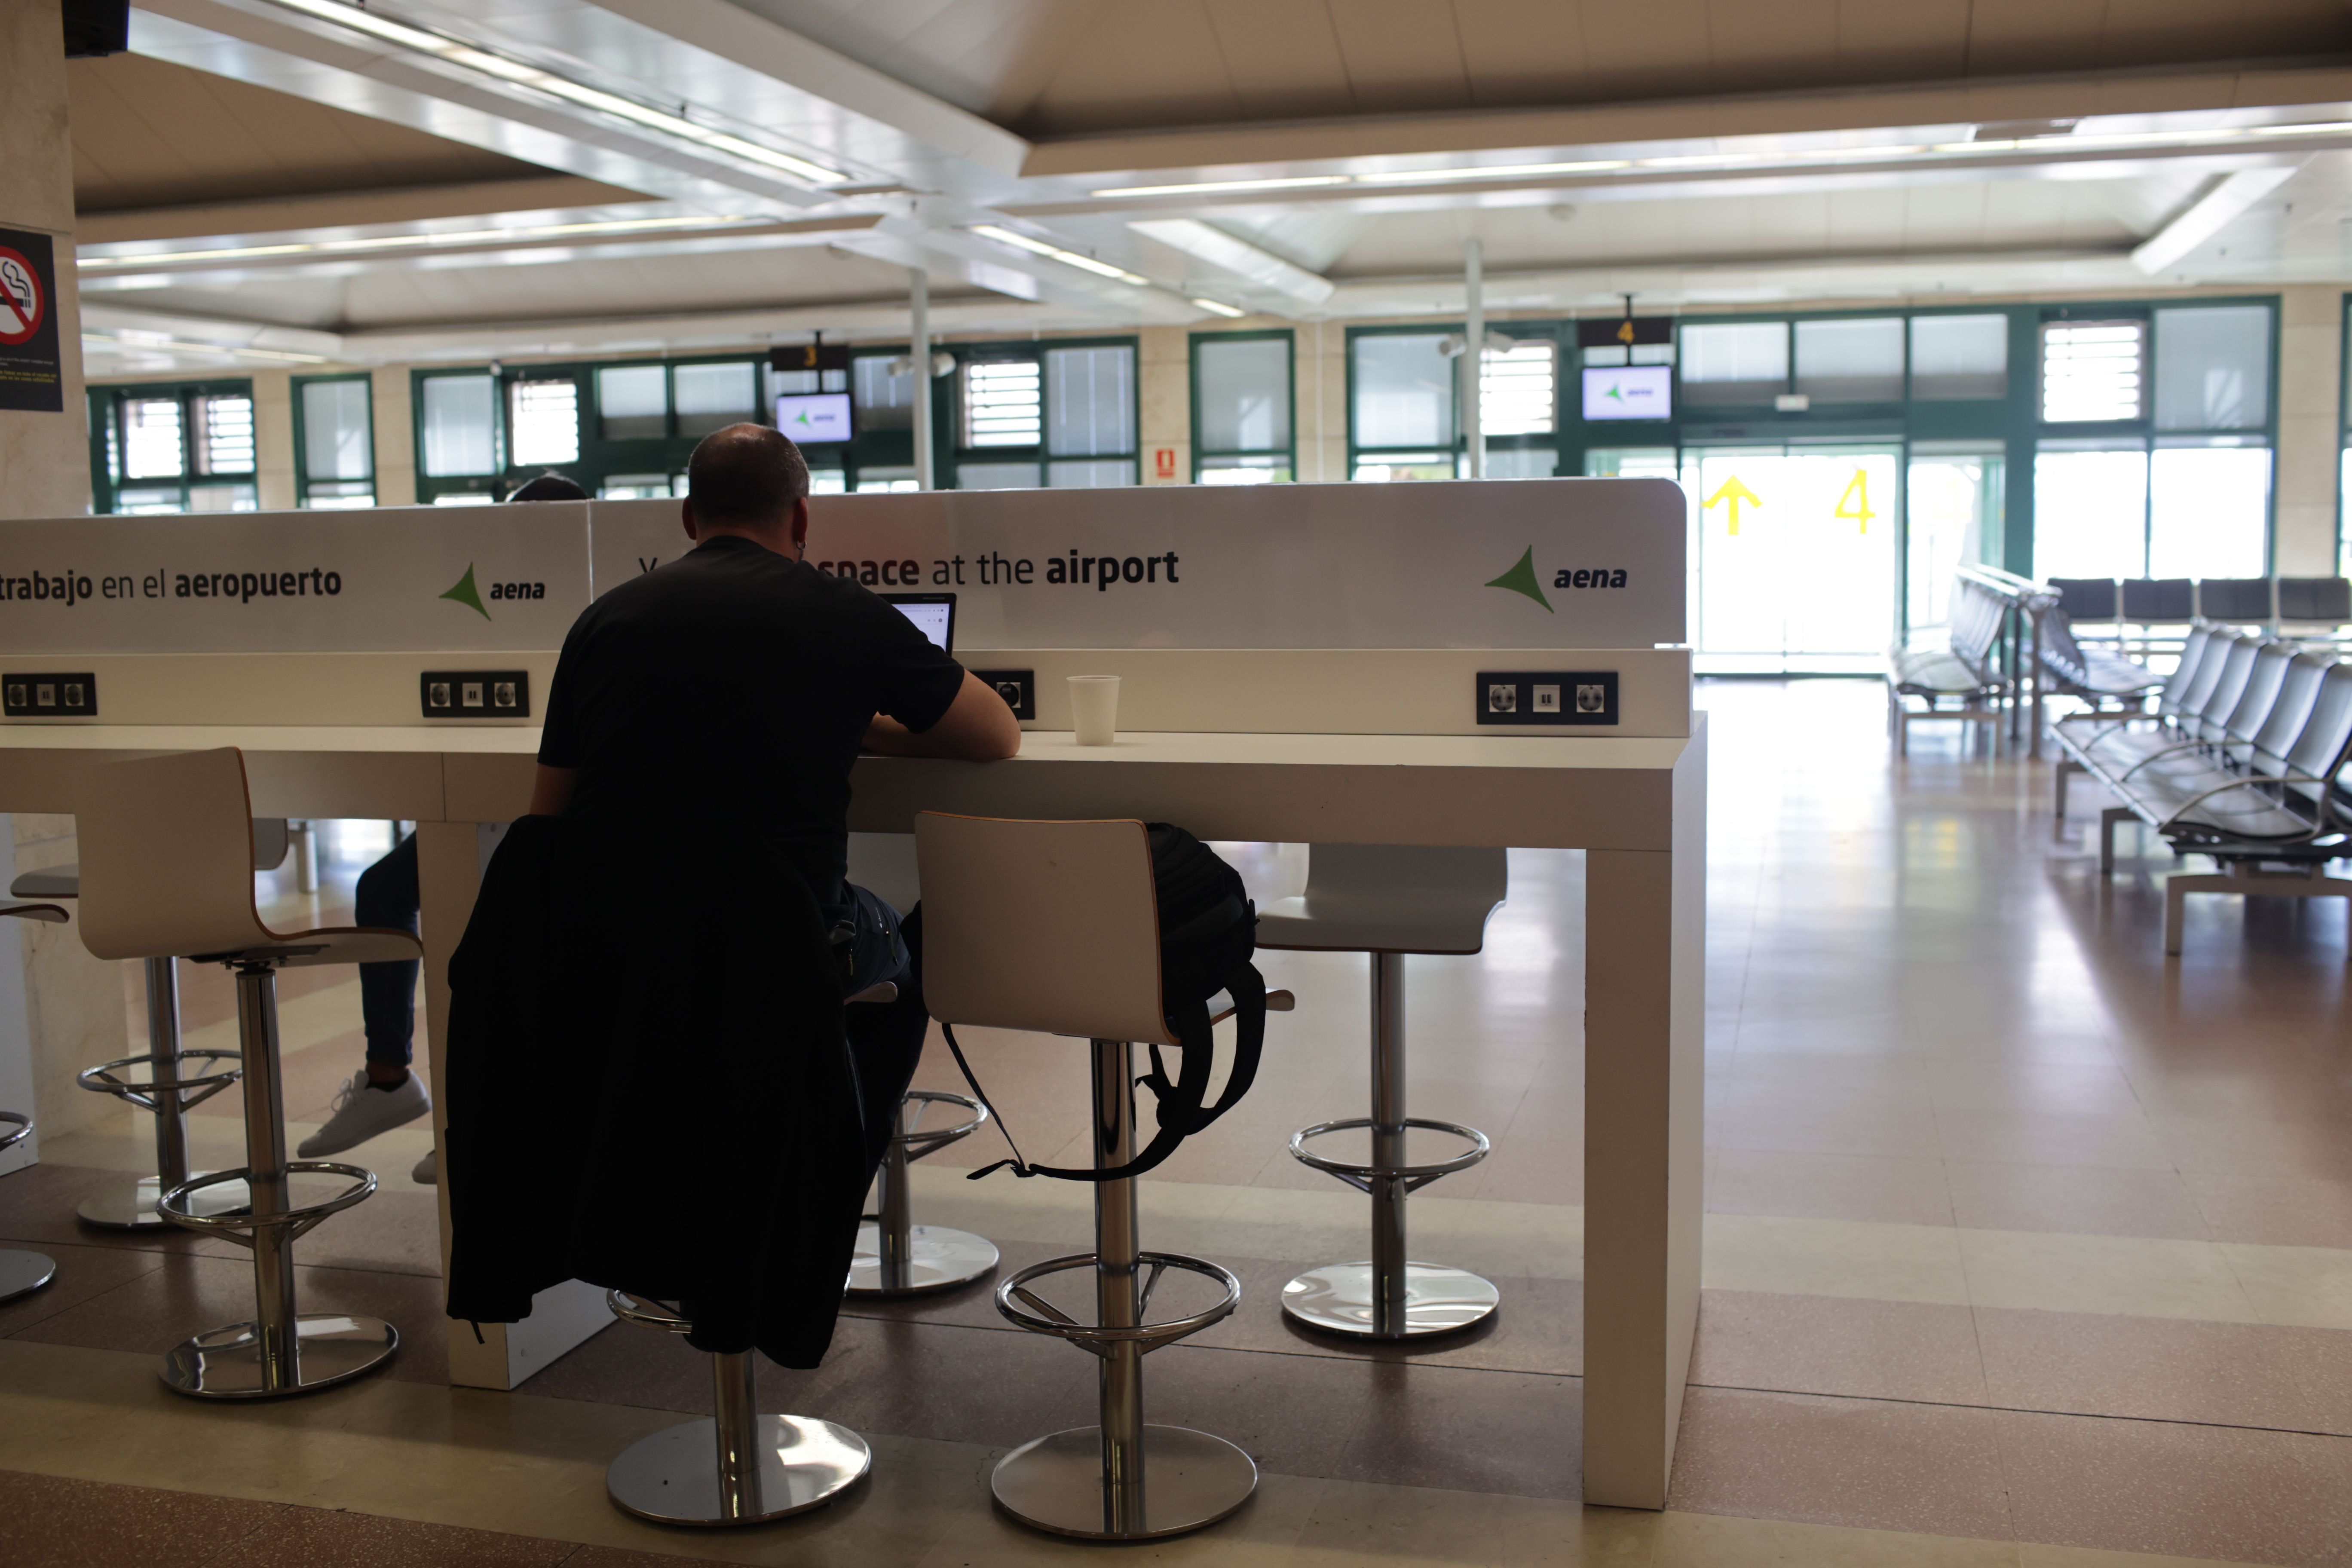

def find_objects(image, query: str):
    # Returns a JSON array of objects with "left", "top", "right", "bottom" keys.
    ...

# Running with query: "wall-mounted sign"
[
  {"left": 775, "top": 391, "right": 853, "bottom": 443},
  {"left": 0, "top": 228, "right": 63, "bottom": 414},
  {"left": 591, "top": 479, "right": 1688, "bottom": 650}
]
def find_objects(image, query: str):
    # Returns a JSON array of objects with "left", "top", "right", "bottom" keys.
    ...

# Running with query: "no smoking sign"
[
  {"left": 0, "top": 247, "right": 46, "bottom": 346},
  {"left": 0, "top": 227, "right": 61, "bottom": 413}
]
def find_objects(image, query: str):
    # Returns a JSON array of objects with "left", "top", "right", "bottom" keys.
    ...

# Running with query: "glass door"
[{"left": 1689, "top": 444, "right": 1901, "bottom": 674}]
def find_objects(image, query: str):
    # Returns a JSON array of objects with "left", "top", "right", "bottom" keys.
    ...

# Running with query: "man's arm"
[
  {"left": 528, "top": 765, "right": 577, "bottom": 816},
  {"left": 863, "top": 672, "right": 1020, "bottom": 761}
]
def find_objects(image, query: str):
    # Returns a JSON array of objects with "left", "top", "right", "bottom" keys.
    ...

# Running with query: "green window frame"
[
  {"left": 1191, "top": 328, "right": 1295, "bottom": 483},
  {"left": 291, "top": 373, "right": 376, "bottom": 508},
  {"left": 86, "top": 378, "right": 260, "bottom": 514},
  {"left": 939, "top": 336, "right": 1140, "bottom": 491},
  {"left": 1345, "top": 323, "right": 1564, "bottom": 481}
]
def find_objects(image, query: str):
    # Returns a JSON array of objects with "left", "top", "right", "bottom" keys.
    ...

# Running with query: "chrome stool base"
[
  {"left": 160, "top": 1314, "right": 398, "bottom": 1398},
  {"left": 993, "top": 1425, "right": 1256, "bottom": 1540},
  {"left": 847, "top": 1222, "right": 998, "bottom": 1296},
  {"left": 608, "top": 1415, "right": 871, "bottom": 1526},
  {"left": 1280, "top": 1260, "right": 1499, "bottom": 1338},
  {"left": 78, "top": 1171, "right": 249, "bottom": 1230},
  {"left": 0, "top": 1248, "right": 57, "bottom": 1304}
]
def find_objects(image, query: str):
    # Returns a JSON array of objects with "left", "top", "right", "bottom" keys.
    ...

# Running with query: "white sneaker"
[
  {"left": 412, "top": 1147, "right": 437, "bottom": 1185},
  {"left": 297, "top": 1069, "right": 431, "bottom": 1158}
]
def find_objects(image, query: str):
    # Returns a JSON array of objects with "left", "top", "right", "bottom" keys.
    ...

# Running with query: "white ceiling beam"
[
  {"left": 579, "top": 0, "right": 1027, "bottom": 179},
  {"left": 1125, "top": 220, "right": 1335, "bottom": 306},
  {"left": 133, "top": 2, "right": 836, "bottom": 214},
  {"left": 2131, "top": 163, "right": 2305, "bottom": 274}
]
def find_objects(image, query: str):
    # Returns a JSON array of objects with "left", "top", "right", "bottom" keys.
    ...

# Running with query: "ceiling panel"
[
  {"left": 1323, "top": 0, "right": 1472, "bottom": 116},
  {"left": 70, "top": 53, "right": 556, "bottom": 212},
  {"left": 1202, "top": 0, "right": 1354, "bottom": 121}
]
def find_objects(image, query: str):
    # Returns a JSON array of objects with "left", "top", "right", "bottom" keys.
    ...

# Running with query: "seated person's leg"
[
  {"left": 298, "top": 831, "right": 431, "bottom": 1159},
  {"left": 839, "top": 887, "right": 928, "bottom": 1176}
]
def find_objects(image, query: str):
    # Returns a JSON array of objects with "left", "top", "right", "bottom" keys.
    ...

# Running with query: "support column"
[
  {"left": 2275, "top": 284, "right": 2341, "bottom": 576},
  {"left": 910, "top": 269, "right": 934, "bottom": 491},
  {"left": 1462, "top": 240, "right": 1485, "bottom": 479},
  {"left": 1581, "top": 718, "right": 1706, "bottom": 1508}
]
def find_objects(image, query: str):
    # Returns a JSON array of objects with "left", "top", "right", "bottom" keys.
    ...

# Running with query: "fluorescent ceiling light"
[
  {"left": 259, "top": 0, "right": 848, "bottom": 185},
  {"left": 969, "top": 224, "right": 1149, "bottom": 285},
  {"left": 1087, "top": 120, "right": 2352, "bottom": 199},
  {"left": 1189, "top": 297, "right": 1247, "bottom": 318},
  {"left": 1126, "top": 218, "right": 1335, "bottom": 304},
  {"left": 1354, "top": 159, "right": 1627, "bottom": 183},
  {"left": 79, "top": 215, "right": 758, "bottom": 270},
  {"left": 81, "top": 331, "right": 328, "bottom": 364},
  {"left": 1093, "top": 175, "right": 1351, "bottom": 198}
]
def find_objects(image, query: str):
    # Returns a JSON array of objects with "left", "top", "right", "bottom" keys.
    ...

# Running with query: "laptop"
[{"left": 881, "top": 592, "right": 955, "bottom": 654}]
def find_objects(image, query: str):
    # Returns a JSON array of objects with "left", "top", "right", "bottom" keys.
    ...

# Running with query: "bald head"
[{"left": 686, "top": 423, "right": 810, "bottom": 528}]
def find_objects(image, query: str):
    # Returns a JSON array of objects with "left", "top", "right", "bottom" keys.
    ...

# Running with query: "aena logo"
[
  {"left": 1483, "top": 548, "right": 1628, "bottom": 614},
  {"left": 440, "top": 564, "right": 546, "bottom": 621}
]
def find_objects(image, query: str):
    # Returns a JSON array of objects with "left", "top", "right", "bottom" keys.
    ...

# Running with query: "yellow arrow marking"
[{"left": 1704, "top": 476, "right": 1761, "bottom": 534}]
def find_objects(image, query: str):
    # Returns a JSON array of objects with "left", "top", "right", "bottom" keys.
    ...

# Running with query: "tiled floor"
[{"left": 6, "top": 682, "right": 2350, "bottom": 1565}]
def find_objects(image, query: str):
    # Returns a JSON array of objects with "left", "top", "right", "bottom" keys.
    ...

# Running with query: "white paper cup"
[{"left": 1069, "top": 675, "right": 1120, "bottom": 746}]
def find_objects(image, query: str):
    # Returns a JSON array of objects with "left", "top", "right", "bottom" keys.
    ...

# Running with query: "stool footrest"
[
  {"left": 994, "top": 1250, "right": 1239, "bottom": 1357},
  {"left": 159, "top": 1161, "right": 375, "bottom": 1244},
  {"left": 891, "top": 1089, "right": 987, "bottom": 1161},
  {"left": 76, "top": 1050, "right": 242, "bottom": 1113},
  {"left": 1288, "top": 1117, "right": 1490, "bottom": 1194}
]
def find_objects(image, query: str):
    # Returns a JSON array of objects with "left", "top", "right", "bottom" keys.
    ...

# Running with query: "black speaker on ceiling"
[{"left": 61, "top": 0, "right": 130, "bottom": 58}]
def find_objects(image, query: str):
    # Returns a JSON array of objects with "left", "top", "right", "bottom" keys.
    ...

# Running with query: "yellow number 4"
[{"left": 1835, "top": 469, "right": 1876, "bottom": 533}]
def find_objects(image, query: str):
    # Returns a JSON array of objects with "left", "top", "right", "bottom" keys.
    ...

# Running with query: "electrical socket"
[
  {"left": 3, "top": 673, "right": 96, "bottom": 717},
  {"left": 1476, "top": 670, "right": 1618, "bottom": 726},
  {"left": 421, "top": 670, "right": 530, "bottom": 718},
  {"left": 973, "top": 668, "right": 1035, "bottom": 721}
]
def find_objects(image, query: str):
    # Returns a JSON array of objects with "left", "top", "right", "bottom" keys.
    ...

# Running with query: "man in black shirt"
[{"left": 530, "top": 424, "right": 1018, "bottom": 1152}]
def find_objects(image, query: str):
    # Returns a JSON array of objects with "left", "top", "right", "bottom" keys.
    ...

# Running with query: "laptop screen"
[{"left": 882, "top": 593, "right": 955, "bottom": 653}]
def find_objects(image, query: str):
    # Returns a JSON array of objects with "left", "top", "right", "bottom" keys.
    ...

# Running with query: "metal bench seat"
[
  {"left": 2058, "top": 648, "right": 2352, "bottom": 954},
  {"left": 1888, "top": 567, "right": 2040, "bottom": 757}
]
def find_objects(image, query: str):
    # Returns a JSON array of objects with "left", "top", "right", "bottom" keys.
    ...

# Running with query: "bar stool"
[
  {"left": 917, "top": 811, "right": 1265, "bottom": 1542},
  {"left": 12, "top": 819, "right": 286, "bottom": 1230},
  {"left": 1256, "top": 845, "right": 1506, "bottom": 1339},
  {"left": 76, "top": 750, "right": 422, "bottom": 1399},
  {"left": 0, "top": 1110, "right": 58, "bottom": 1304},
  {"left": 846, "top": 1089, "right": 999, "bottom": 1295},
  {"left": 602, "top": 1289, "right": 873, "bottom": 1525}
]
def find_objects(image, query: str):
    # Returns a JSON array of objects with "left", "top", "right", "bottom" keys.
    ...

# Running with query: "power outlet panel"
[
  {"left": 3, "top": 673, "right": 96, "bottom": 717},
  {"left": 421, "top": 670, "right": 531, "bottom": 718},
  {"left": 1476, "top": 670, "right": 1618, "bottom": 726},
  {"left": 973, "top": 668, "right": 1036, "bottom": 721}
]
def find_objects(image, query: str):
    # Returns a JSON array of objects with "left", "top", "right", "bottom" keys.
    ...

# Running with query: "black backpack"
[{"left": 944, "top": 823, "right": 1268, "bottom": 1183}]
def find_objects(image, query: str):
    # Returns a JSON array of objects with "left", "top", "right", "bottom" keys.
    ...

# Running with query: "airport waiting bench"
[
  {"left": 2051, "top": 622, "right": 2352, "bottom": 953},
  {"left": 2047, "top": 576, "right": 2352, "bottom": 648},
  {"left": 1888, "top": 565, "right": 2045, "bottom": 757},
  {"left": 2035, "top": 593, "right": 2165, "bottom": 711}
]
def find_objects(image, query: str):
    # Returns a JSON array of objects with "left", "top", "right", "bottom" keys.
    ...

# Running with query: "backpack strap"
[{"left": 942, "top": 960, "right": 1271, "bottom": 1185}]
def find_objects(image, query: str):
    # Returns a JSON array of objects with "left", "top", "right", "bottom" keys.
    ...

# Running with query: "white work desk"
[{"left": 0, "top": 721, "right": 1705, "bottom": 1510}]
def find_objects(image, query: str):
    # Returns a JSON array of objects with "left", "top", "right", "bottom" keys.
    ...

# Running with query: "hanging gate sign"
[{"left": 0, "top": 228, "right": 62, "bottom": 413}]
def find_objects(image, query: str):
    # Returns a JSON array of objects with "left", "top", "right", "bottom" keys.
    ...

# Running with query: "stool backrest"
[
  {"left": 1303, "top": 844, "right": 1509, "bottom": 909},
  {"left": 916, "top": 812, "right": 1174, "bottom": 1046},
  {"left": 78, "top": 748, "right": 272, "bottom": 961}
]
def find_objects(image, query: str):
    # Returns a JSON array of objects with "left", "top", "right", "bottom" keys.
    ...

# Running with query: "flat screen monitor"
[
  {"left": 1581, "top": 365, "right": 1672, "bottom": 421},
  {"left": 775, "top": 391, "right": 854, "bottom": 443},
  {"left": 882, "top": 592, "right": 955, "bottom": 653}
]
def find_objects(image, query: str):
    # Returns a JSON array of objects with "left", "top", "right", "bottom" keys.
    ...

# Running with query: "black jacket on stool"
[{"left": 443, "top": 814, "right": 869, "bottom": 1366}]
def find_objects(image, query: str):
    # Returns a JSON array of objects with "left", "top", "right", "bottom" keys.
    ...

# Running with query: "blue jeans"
[{"left": 356, "top": 833, "right": 420, "bottom": 1069}]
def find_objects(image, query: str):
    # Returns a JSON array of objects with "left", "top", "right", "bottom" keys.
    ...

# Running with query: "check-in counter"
[{"left": 0, "top": 478, "right": 1702, "bottom": 1510}]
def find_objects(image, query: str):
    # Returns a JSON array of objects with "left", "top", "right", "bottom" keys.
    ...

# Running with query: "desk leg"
[
  {"left": 1581, "top": 721, "right": 1706, "bottom": 1508},
  {"left": 417, "top": 821, "right": 608, "bottom": 1390}
]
